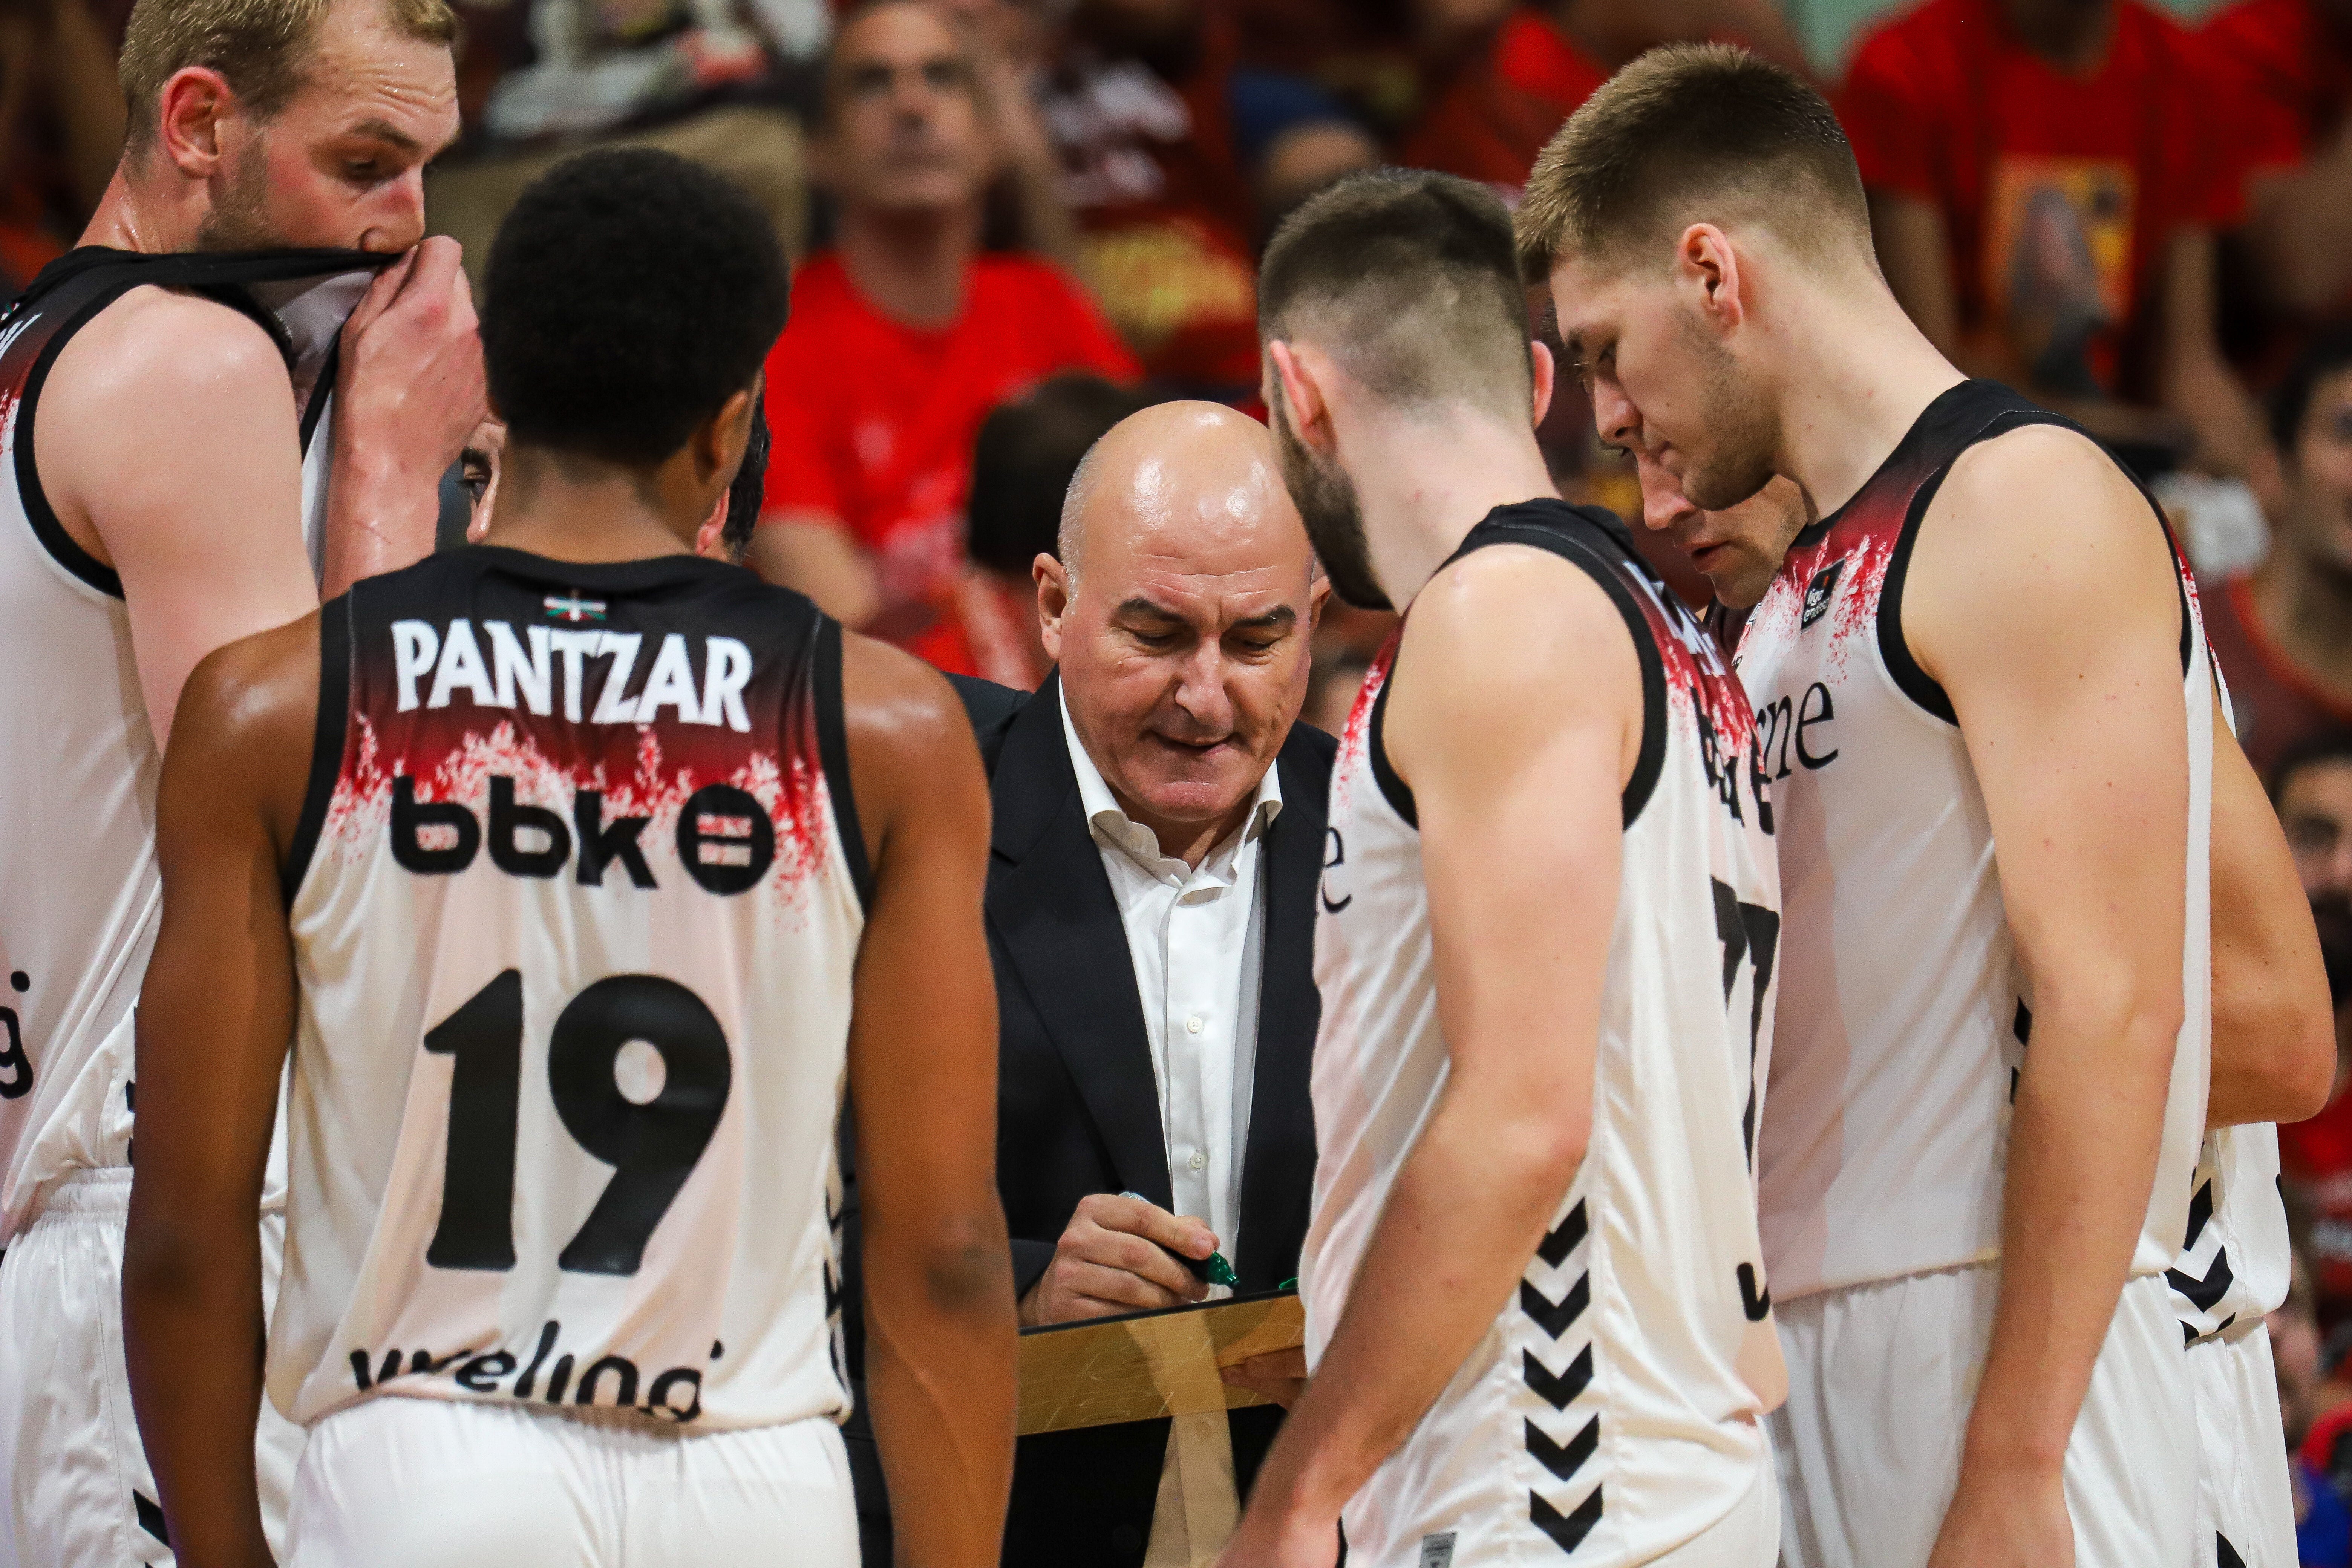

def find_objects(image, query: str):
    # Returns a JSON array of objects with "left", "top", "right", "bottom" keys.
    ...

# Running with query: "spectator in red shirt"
[
  {"left": 2203, "top": 0, "right": 2352, "bottom": 322},
  {"left": 2206, "top": 329, "right": 2352, "bottom": 774},
  {"left": 1839, "top": 0, "right": 2273, "bottom": 484},
  {"left": 1401, "top": 0, "right": 1807, "bottom": 196},
  {"left": 757, "top": 0, "right": 1139, "bottom": 676},
  {"left": 1035, "top": 0, "right": 1375, "bottom": 393}
]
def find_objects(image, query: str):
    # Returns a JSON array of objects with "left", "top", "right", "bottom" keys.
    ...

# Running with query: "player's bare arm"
[
  {"left": 1904, "top": 424, "right": 2195, "bottom": 1568},
  {"left": 839, "top": 630, "right": 1018, "bottom": 1568},
  {"left": 1219, "top": 547, "right": 1638, "bottom": 1568},
  {"left": 37, "top": 291, "right": 323, "bottom": 749},
  {"left": 323, "top": 234, "right": 487, "bottom": 592},
  {"left": 2208, "top": 692, "right": 2334, "bottom": 1128},
  {"left": 120, "top": 614, "right": 320, "bottom": 1568}
]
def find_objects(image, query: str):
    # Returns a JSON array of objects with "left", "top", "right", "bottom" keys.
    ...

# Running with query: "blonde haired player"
[{"left": 1524, "top": 43, "right": 2332, "bottom": 1568}]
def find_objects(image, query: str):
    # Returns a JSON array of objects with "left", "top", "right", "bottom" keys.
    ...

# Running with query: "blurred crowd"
[{"left": 15, "top": 0, "right": 2352, "bottom": 1553}]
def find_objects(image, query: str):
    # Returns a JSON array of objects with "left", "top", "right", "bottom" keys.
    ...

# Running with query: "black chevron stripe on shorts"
[{"left": 1524, "top": 1199, "right": 1599, "bottom": 1554}]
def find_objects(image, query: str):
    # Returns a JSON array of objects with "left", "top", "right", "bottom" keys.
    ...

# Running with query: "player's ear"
[
  {"left": 1678, "top": 223, "right": 1746, "bottom": 335},
  {"left": 698, "top": 387, "right": 756, "bottom": 486},
  {"left": 1267, "top": 340, "right": 1334, "bottom": 455},
  {"left": 155, "top": 67, "right": 235, "bottom": 178},
  {"left": 1529, "top": 340, "right": 1556, "bottom": 430}
]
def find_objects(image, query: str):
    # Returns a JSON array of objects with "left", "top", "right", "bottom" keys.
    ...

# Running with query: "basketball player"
[
  {"left": 1218, "top": 168, "right": 1783, "bottom": 1568},
  {"left": 121, "top": 149, "right": 1017, "bottom": 1567},
  {"left": 0, "top": 0, "right": 481, "bottom": 1560},
  {"left": 1519, "top": 44, "right": 2321, "bottom": 1568},
  {"left": 1632, "top": 450, "right": 2332, "bottom": 1568}
]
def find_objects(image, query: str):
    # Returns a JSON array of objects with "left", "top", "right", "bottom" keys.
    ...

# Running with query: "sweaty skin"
[
  {"left": 120, "top": 390, "right": 1017, "bottom": 1568},
  {"left": 40, "top": 0, "right": 482, "bottom": 747},
  {"left": 1631, "top": 453, "right": 2332, "bottom": 1130},
  {"left": 1554, "top": 195, "right": 2309, "bottom": 1566}
]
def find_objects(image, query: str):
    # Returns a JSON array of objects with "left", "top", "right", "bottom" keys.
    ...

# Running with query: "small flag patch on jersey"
[
  {"left": 1800, "top": 561, "right": 1846, "bottom": 630},
  {"left": 1419, "top": 1533, "right": 1456, "bottom": 1568},
  {"left": 544, "top": 594, "right": 607, "bottom": 623}
]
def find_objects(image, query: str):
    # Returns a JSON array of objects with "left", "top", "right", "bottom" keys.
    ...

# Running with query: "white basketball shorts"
[
  {"left": 2188, "top": 1324, "right": 2295, "bottom": 1567},
  {"left": 287, "top": 1396, "right": 860, "bottom": 1568},
  {"left": 0, "top": 1166, "right": 303, "bottom": 1566},
  {"left": 1772, "top": 1262, "right": 2196, "bottom": 1568}
]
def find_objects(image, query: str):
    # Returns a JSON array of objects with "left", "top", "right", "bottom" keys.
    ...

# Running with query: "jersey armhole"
[
  {"left": 13, "top": 289, "right": 127, "bottom": 600},
  {"left": 813, "top": 616, "right": 875, "bottom": 915},
  {"left": 281, "top": 593, "right": 350, "bottom": 905},
  {"left": 1877, "top": 414, "right": 2196, "bottom": 724},
  {"left": 1371, "top": 530, "right": 1669, "bottom": 831}
]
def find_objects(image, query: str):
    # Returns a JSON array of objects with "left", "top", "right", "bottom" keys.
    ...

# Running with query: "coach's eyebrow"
[{"left": 1231, "top": 607, "right": 1298, "bottom": 631}]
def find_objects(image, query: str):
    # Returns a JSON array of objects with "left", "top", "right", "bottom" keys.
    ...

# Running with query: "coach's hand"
[
  {"left": 1220, "top": 1348, "right": 1307, "bottom": 1410},
  {"left": 1925, "top": 1468, "right": 2072, "bottom": 1568},
  {"left": 1017, "top": 1193, "right": 1214, "bottom": 1326}
]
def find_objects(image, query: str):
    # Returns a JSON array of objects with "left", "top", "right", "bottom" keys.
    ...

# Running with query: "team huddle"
[{"left": 0, "top": 2, "right": 2331, "bottom": 1566}]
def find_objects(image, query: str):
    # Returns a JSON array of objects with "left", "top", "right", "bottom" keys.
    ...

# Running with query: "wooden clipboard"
[{"left": 1016, "top": 1289, "right": 1305, "bottom": 1436}]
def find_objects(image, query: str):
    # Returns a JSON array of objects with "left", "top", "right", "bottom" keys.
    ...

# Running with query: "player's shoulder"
[
  {"left": 840, "top": 628, "right": 984, "bottom": 754},
  {"left": 1932, "top": 420, "right": 2150, "bottom": 548},
  {"left": 51, "top": 282, "right": 288, "bottom": 404},
  {"left": 1401, "top": 524, "right": 1643, "bottom": 701},
  {"left": 178, "top": 608, "right": 322, "bottom": 764}
]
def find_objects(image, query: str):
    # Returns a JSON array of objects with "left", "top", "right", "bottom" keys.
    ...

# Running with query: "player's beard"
[
  {"left": 1675, "top": 308, "right": 1782, "bottom": 515},
  {"left": 1270, "top": 387, "right": 1392, "bottom": 612},
  {"left": 194, "top": 140, "right": 280, "bottom": 253}
]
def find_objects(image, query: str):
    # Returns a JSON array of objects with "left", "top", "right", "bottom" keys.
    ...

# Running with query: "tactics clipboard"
[{"left": 1016, "top": 1289, "right": 1305, "bottom": 1436}]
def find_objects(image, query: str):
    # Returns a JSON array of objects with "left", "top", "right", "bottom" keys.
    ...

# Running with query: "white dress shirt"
[{"left": 1060, "top": 691, "right": 1279, "bottom": 1567}]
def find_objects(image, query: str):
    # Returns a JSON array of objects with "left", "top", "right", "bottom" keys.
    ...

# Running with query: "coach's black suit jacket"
[{"left": 847, "top": 671, "right": 1331, "bottom": 1568}]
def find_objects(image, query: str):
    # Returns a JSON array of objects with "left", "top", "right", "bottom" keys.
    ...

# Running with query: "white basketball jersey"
[
  {"left": 1737, "top": 379, "right": 2214, "bottom": 1303},
  {"left": 1308, "top": 502, "right": 1785, "bottom": 1566},
  {"left": 273, "top": 547, "right": 867, "bottom": 1433},
  {"left": 0, "top": 249, "right": 358, "bottom": 1241}
]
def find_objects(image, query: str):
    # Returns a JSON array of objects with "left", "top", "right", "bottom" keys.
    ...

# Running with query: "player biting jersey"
[
  {"left": 0, "top": 0, "right": 483, "bottom": 1558},
  {"left": 119, "top": 150, "right": 1018, "bottom": 1568}
]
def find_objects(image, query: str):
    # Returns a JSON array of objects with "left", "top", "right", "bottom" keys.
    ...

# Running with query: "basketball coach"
[{"left": 848, "top": 399, "right": 1333, "bottom": 1568}]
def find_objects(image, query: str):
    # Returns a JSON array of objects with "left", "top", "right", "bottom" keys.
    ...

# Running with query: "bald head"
[
  {"left": 1040, "top": 400, "right": 1326, "bottom": 867},
  {"left": 1058, "top": 401, "right": 1309, "bottom": 580}
]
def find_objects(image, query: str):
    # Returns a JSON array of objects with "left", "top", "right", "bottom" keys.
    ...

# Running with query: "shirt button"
[
  {"left": 1189, "top": 1150, "right": 1207, "bottom": 1171},
  {"left": 1186, "top": 1015, "right": 1204, "bottom": 1035}
]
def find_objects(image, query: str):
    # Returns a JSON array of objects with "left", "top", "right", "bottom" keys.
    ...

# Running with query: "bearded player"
[
  {"left": 0, "top": 0, "right": 479, "bottom": 1560},
  {"left": 1216, "top": 167, "right": 1782, "bottom": 1568},
  {"left": 1522, "top": 44, "right": 2328, "bottom": 1568},
  {"left": 121, "top": 149, "right": 1017, "bottom": 1568}
]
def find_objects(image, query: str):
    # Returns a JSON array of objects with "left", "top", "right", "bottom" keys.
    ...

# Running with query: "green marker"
[{"left": 1119, "top": 1192, "right": 1237, "bottom": 1287}]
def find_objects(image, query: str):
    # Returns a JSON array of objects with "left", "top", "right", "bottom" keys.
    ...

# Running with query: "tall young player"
[
  {"left": 1217, "top": 168, "right": 1783, "bottom": 1568},
  {"left": 1520, "top": 44, "right": 2326, "bottom": 1568},
  {"left": 120, "top": 150, "right": 1017, "bottom": 1567},
  {"left": 0, "top": 0, "right": 481, "bottom": 1559},
  {"left": 1634, "top": 451, "right": 2332, "bottom": 1568}
]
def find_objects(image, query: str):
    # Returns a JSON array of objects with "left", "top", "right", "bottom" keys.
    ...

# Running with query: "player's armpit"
[
  {"left": 1903, "top": 425, "right": 2190, "bottom": 1499},
  {"left": 1223, "top": 549, "right": 1637, "bottom": 1556},
  {"left": 837, "top": 630, "right": 1016, "bottom": 1568},
  {"left": 2209, "top": 690, "right": 2334, "bottom": 1126},
  {"left": 35, "top": 287, "right": 320, "bottom": 751},
  {"left": 122, "top": 614, "right": 321, "bottom": 1568}
]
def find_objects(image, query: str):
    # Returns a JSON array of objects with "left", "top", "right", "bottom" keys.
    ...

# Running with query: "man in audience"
[
  {"left": 2202, "top": 0, "right": 2352, "bottom": 326},
  {"left": 1035, "top": 0, "right": 1375, "bottom": 395},
  {"left": 957, "top": 374, "right": 1149, "bottom": 689},
  {"left": 2206, "top": 329, "right": 2352, "bottom": 773},
  {"left": 949, "top": 400, "right": 1330, "bottom": 1567},
  {"left": 1839, "top": 0, "right": 2273, "bottom": 483},
  {"left": 755, "top": 0, "right": 1138, "bottom": 675}
]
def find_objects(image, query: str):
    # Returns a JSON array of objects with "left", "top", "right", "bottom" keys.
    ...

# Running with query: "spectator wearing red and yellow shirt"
[
  {"left": 1840, "top": 0, "right": 2274, "bottom": 484},
  {"left": 756, "top": 0, "right": 1138, "bottom": 677},
  {"left": 2203, "top": 0, "right": 2352, "bottom": 322}
]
